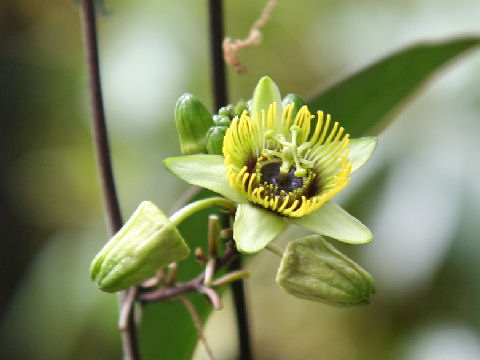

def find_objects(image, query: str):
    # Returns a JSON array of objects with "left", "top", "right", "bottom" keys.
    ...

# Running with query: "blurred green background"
[{"left": 1, "top": 0, "right": 480, "bottom": 359}]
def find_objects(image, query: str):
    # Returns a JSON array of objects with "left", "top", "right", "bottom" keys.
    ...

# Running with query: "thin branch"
[
  {"left": 168, "top": 185, "right": 201, "bottom": 215},
  {"left": 265, "top": 243, "right": 284, "bottom": 257},
  {"left": 178, "top": 296, "right": 215, "bottom": 360},
  {"left": 139, "top": 246, "right": 237, "bottom": 304},
  {"left": 79, "top": 1, "right": 140, "bottom": 359},
  {"left": 198, "top": 285, "right": 223, "bottom": 310},
  {"left": 208, "top": 0, "right": 228, "bottom": 112},
  {"left": 119, "top": 287, "right": 138, "bottom": 331},
  {"left": 229, "top": 255, "right": 253, "bottom": 360},
  {"left": 211, "top": 270, "right": 250, "bottom": 288},
  {"left": 208, "top": 2, "right": 253, "bottom": 358},
  {"left": 79, "top": 0, "right": 122, "bottom": 235}
]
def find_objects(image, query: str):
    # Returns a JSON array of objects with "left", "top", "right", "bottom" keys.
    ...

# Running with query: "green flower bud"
[
  {"left": 206, "top": 125, "right": 229, "bottom": 155},
  {"left": 276, "top": 235, "right": 375, "bottom": 306},
  {"left": 175, "top": 93, "right": 214, "bottom": 154},
  {"left": 213, "top": 114, "right": 231, "bottom": 127},
  {"left": 282, "top": 93, "right": 306, "bottom": 120},
  {"left": 233, "top": 99, "right": 248, "bottom": 117},
  {"left": 218, "top": 104, "right": 234, "bottom": 118},
  {"left": 250, "top": 76, "right": 282, "bottom": 123},
  {"left": 90, "top": 201, "right": 190, "bottom": 293}
]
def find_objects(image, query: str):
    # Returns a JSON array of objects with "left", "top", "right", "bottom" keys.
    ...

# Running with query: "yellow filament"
[{"left": 223, "top": 102, "right": 352, "bottom": 217}]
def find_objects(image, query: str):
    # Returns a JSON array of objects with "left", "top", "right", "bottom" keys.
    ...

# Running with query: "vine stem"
[
  {"left": 208, "top": 2, "right": 253, "bottom": 358},
  {"left": 169, "top": 197, "right": 237, "bottom": 227},
  {"left": 265, "top": 243, "right": 284, "bottom": 257},
  {"left": 79, "top": 1, "right": 140, "bottom": 359},
  {"left": 208, "top": 0, "right": 228, "bottom": 111}
]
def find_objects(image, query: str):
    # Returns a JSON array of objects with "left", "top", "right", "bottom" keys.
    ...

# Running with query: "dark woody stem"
[
  {"left": 208, "top": 1, "right": 253, "bottom": 358},
  {"left": 79, "top": 1, "right": 140, "bottom": 359},
  {"left": 208, "top": 0, "right": 228, "bottom": 111}
]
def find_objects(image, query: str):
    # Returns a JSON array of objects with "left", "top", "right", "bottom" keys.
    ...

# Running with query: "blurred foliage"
[
  {"left": 308, "top": 37, "right": 480, "bottom": 137},
  {"left": 1, "top": 0, "right": 480, "bottom": 359}
]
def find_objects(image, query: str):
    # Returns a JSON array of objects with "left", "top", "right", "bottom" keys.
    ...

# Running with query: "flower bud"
[
  {"left": 213, "top": 114, "right": 232, "bottom": 127},
  {"left": 90, "top": 201, "right": 190, "bottom": 292},
  {"left": 206, "top": 125, "right": 229, "bottom": 155},
  {"left": 175, "top": 93, "right": 214, "bottom": 154},
  {"left": 276, "top": 235, "right": 375, "bottom": 306},
  {"left": 218, "top": 104, "right": 234, "bottom": 118},
  {"left": 250, "top": 76, "right": 282, "bottom": 123},
  {"left": 233, "top": 99, "right": 248, "bottom": 117},
  {"left": 282, "top": 93, "right": 306, "bottom": 120}
]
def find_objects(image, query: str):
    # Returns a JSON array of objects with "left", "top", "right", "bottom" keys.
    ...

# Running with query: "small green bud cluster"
[
  {"left": 206, "top": 100, "right": 248, "bottom": 155},
  {"left": 174, "top": 93, "right": 248, "bottom": 156},
  {"left": 173, "top": 87, "right": 305, "bottom": 157}
]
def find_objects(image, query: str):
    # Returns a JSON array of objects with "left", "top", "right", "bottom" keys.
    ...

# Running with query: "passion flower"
[{"left": 164, "top": 76, "right": 378, "bottom": 253}]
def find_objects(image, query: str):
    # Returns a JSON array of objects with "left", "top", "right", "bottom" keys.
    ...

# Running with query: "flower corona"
[{"left": 223, "top": 103, "right": 352, "bottom": 217}]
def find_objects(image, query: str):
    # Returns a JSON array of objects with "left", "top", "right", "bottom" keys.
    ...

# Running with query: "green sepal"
[
  {"left": 348, "top": 137, "right": 378, "bottom": 174},
  {"left": 90, "top": 201, "right": 190, "bottom": 292},
  {"left": 250, "top": 76, "right": 282, "bottom": 124},
  {"left": 289, "top": 201, "right": 373, "bottom": 244},
  {"left": 163, "top": 155, "right": 246, "bottom": 204},
  {"left": 206, "top": 126, "right": 229, "bottom": 155},
  {"left": 233, "top": 203, "right": 287, "bottom": 254},
  {"left": 282, "top": 93, "right": 306, "bottom": 120},
  {"left": 175, "top": 93, "right": 214, "bottom": 154},
  {"left": 276, "top": 235, "right": 375, "bottom": 306}
]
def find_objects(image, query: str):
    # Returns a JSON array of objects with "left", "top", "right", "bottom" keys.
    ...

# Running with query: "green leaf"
[
  {"left": 348, "top": 137, "right": 378, "bottom": 174},
  {"left": 163, "top": 155, "right": 246, "bottom": 204},
  {"left": 289, "top": 201, "right": 373, "bottom": 244},
  {"left": 234, "top": 203, "right": 288, "bottom": 253},
  {"left": 308, "top": 36, "right": 480, "bottom": 137}
]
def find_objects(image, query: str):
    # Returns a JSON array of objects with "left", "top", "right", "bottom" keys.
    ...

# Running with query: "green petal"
[
  {"left": 348, "top": 137, "right": 378, "bottom": 174},
  {"left": 234, "top": 203, "right": 288, "bottom": 254},
  {"left": 250, "top": 76, "right": 282, "bottom": 124},
  {"left": 289, "top": 201, "right": 373, "bottom": 244},
  {"left": 164, "top": 155, "right": 246, "bottom": 204}
]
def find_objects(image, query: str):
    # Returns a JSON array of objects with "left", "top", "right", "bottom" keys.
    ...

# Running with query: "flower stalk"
[{"left": 169, "top": 197, "right": 237, "bottom": 227}]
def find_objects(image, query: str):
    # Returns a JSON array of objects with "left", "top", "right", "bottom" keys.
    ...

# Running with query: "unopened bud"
[
  {"left": 206, "top": 125, "right": 229, "bottom": 155},
  {"left": 218, "top": 104, "right": 234, "bottom": 118},
  {"left": 276, "top": 235, "right": 375, "bottom": 306},
  {"left": 233, "top": 99, "right": 248, "bottom": 117},
  {"left": 90, "top": 201, "right": 190, "bottom": 292},
  {"left": 250, "top": 76, "right": 282, "bottom": 123},
  {"left": 212, "top": 114, "right": 231, "bottom": 127},
  {"left": 282, "top": 93, "right": 306, "bottom": 120},
  {"left": 175, "top": 93, "right": 214, "bottom": 154}
]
